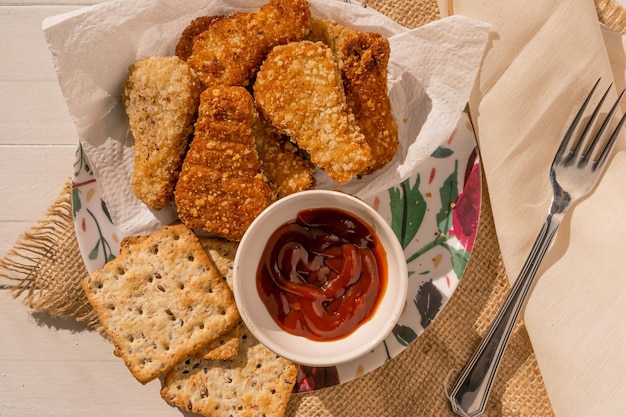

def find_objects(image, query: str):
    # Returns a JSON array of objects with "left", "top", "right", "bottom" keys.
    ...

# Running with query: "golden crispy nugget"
[
  {"left": 122, "top": 56, "right": 203, "bottom": 210},
  {"left": 254, "top": 41, "right": 371, "bottom": 184},
  {"left": 252, "top": 116, "right": 316, "bottom": 197},
  {"left": 174, "top": 86, "right": 275, "bottom": 241},
  {"left": 186, "top": 0, "right": 311, "bottom": 87},
  {"left": 310, "top": 19, "right": 398, "bottom": 174},
  {"left": 175, "top": 15, "right": 224, "bottom": 61}
]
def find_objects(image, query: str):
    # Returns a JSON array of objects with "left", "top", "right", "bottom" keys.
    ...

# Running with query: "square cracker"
[
  {"left": 198, "top": 236, "right": 238, "bottom": 291},
  {"left": 82, "top": 223, "right": 240, "bottom": 384},
  {"left": 198, "top": 325, "right": 241, "bottom": 360},
  {"left": 197, "top": 237, "right": 242, "bottom": 360},
  {"left": 161, "top": 326, "right": 298, "bottom": 417},
  {"left": 120, "top": 234, "right": 242, "bottom": 361}
]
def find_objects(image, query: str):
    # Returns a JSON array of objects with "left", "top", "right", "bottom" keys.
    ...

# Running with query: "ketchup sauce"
[{"left": 256, "top": 207, "right": 387, "bottom": 341}]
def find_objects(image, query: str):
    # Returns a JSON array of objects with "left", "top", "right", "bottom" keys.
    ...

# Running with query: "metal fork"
[{"left": 448, "top": 79, "right": 626, "bottom": 417}]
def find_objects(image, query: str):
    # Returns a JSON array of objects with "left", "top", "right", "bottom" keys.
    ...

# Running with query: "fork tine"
[
  {"left": 556, "top": 78, "right": 601, "bottom": 162},
  {"left": 595, "top": 98, "right": 626, "bottom": 170},
  {"left": 582, "top": 87, "right": 626, "bottom": 166},
  {"left": 566, "top": 83, "right": 612, "bottom": 166}
]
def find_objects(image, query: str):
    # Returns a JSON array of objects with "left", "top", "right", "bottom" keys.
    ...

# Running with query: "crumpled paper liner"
[{"left": 42, "top": 0, "right": 489, "bottom": 239}]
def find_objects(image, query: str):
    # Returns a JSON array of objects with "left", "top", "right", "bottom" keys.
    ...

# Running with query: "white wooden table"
[{"left": 0, "top": 1, "right": 191, "bottom": 415}]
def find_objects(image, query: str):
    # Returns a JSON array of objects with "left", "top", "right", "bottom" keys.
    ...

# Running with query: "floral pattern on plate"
[
  {"left": 72, "top": 110, "right": 480, "bottom": 393},
  {"left": 72, "top": 143, "right": 120, "bottom": 269},
  {"left": 293, "top": 110, "right": 481, "bottom": 392}
]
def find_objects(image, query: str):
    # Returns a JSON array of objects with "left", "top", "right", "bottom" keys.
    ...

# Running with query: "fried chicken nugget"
[
  {"left": 122, "top": 56, "right": 203, "bottom": 210},
  {"left": 174, "top": 86, "right": 275, "bottom": 241},
  {"left": 252, "top": 116, "right": 316, "bottom": 197},
  {"left": 186, "top": 0, "right": 311, "bottom": 87},
  {"left": 175, "top": 15, "right": 224, "bottom": 61},
  {"left": 254, "top": 41, "right": 371, "bottom": 184},
  {"left": 310, "top": 19, "right": 398, "bottom": 174}
]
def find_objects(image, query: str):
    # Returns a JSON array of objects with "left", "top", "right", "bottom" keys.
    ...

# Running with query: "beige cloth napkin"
[{"left": 440, "top": 0, "right": 626, "bottom": 415}]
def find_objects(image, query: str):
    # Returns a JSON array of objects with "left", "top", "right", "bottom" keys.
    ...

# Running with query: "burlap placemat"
[{"left": 2, "top": 0, "right": 626, "bottom": 415}]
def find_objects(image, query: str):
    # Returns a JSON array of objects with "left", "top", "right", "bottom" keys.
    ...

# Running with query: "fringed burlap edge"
[
  {"left": 0, "top": 179, "right": 101, "bottom": 331},
  {"left": 596, "top": 0, "right": 626, "bottom": 34}
]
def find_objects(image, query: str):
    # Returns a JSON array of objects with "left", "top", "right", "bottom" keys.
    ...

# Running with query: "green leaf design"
[
  {"left": 392, "top": 324, "right": 418, "bottom": 346},
  {"left": 431, "top": 146, "right": 454, "bottom": 158},
  {"left": 73, "top": 143, "right": 93, "bottom": 176},
  {"left": 88, "top": 242, "right": 100, "bottom": 260},
  {"left": 101, "top": 199, "right": 113, "bottom": 224},
  {"left": 414, "top": 280, "right": 443, "bottom": 329},
  {"left": 388, "top": 176, "right": 426, "bottom": 249},
  {"left": 71, "top": 188, "right": 82, "bottom": 218},
  {"left": 436, "top": 160, "right": 459, "bottom": 235},
  {"left": 444, "top": 243, "right": 471, "bottom": 280},
  {"left": 86, "top": 208, "right": 116, "bottom": 267}
]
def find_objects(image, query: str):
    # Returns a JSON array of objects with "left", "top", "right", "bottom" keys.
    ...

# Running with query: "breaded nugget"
[
  {"left": 174, "top": 86, "right": 275, "bottom": 241},
  {"left": 254, "top": 40, "right": 371, "bottom": 184},
  {"left": 122, "top": 56, "right": 202, "bottom": 210},
  {"left": 252, "top": 116, "right": 316, "bottom": 197},
  {"left": 310, "top": 19, "right": 398, "bottom": 174},
  {"left": 175, "top": 15, "right": 223, "bottom": 61},
  {"left": 186, "top": 0, "right": 311, "bottom": 87}
]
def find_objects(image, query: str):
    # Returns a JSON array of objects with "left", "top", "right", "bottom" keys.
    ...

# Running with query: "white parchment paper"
[{"left": 43, "top": 0, "right": 489, "bottom": 238}]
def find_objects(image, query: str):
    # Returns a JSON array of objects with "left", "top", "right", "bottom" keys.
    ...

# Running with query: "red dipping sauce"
[{"left": 256, "top": 207, "right": 388, "bottom": 341}]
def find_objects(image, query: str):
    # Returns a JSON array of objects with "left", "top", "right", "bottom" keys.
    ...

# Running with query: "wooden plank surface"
[
  {"left": 0, "top": 297, "right": 179, "bottom": 416},
  {"left": 0, "top": 2, "right": 175, "bottom": 413},
  {"left": 0, "top": 5, "right": 80, "bottom": 258}
]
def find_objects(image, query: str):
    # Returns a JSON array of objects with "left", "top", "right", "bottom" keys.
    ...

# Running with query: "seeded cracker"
[
  {"left": 198, "top": 236, "right": 238, "bottom": 291},
  {"left": 199, "top": 324, "right": 241, "bottom": 360},
  {"left": 196, "top": 237, "right": 243, "bottom": 360},
  {"left": 118, "top": 233, "right": 242, "bottom": 361},
  {"left": 82, "top": 224, "right": 240, "bottom": 384},
  {"left": 161, "top": 327, "right": 298, "bottom": 417}
]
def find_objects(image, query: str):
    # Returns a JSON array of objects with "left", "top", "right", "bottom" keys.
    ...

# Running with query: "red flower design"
[
  {"left": 295, "top": 365, "right": 340, "bottom": 392},
  {"left": 451, "top": 150, "right": 481, "bottom": 252}
]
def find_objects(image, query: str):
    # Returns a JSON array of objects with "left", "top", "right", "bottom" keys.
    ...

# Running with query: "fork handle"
[{"left": 449, "top": 211, "right": 562, "bottom": 417}]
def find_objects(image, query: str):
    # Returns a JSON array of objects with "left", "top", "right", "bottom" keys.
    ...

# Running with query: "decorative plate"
[{"left": 72, "top": 109, "right": 481, "bottom": 393}]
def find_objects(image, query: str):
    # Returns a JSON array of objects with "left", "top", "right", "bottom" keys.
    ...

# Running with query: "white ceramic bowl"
[{"left": 233, "top": 190, "right": 408, "bottom": 367}]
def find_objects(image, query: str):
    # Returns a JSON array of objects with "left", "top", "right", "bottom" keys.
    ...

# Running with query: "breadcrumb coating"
[
  {"left": 310, "top": 19, "right": 398, "bottom": 174},
  {"left": 186, "top": 0, "right": 311, "bottom": 87},
  {"left": 252, "top": 116, "right": 316, "bottom": 197},
  {"left": 175, "top": 15, "right": 223, "bottom": 61},
  {"left": 122, "top": 56, "right": 203, "bottom": 210},
  {"left": 254, "top": 40, "right": 371, "bottom": 184},
  {"left": 174, "top": 86, "right": 275, "bottom": 241}
]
